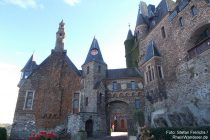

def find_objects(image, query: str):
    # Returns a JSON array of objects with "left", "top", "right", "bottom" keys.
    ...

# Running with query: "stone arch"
[
  {"left": 107, "top": 101, "right": 129, "bottom": 133},
  {"left": 185, "top": 20, "right": 210, "bottom": 51}
]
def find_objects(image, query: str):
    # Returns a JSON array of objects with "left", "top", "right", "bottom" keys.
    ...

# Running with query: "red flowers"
[{"left": 28, "top": 131, "right": 57, "bottom": 140}]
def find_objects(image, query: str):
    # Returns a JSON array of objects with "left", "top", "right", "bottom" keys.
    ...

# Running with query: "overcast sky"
[{"left": 0, "top": 0, "right": 162, "bottom": 124}]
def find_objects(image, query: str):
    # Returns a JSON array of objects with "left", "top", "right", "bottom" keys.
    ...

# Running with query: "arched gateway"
[{"left": 107, "top": 101, "right": 130, "bottom": 132}]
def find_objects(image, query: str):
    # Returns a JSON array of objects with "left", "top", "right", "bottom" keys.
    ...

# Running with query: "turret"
[
  {"left": 135, "top": 1, "right": 148, "bottom": 39},
  {"left": 82, "top": 37, "right": 107, "bottom": 81},
  {"left": 81, "top": 37, "right": 107, "bottom": 112},
  {"left": 18, "top": 54, "right": 37, "bottom": 87},
  {"left": 124, "top": 28, "right": 135, "bottom": 68}
]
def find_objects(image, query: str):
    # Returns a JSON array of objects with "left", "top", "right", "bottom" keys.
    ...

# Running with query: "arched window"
[{"left": 191, "top": 6, "right": 198, "bottom": 16}]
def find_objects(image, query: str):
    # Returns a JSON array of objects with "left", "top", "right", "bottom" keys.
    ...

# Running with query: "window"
[
  {"left": 135, "top": 99, "right": 140, "bottom": 109},
  {"left": 145, "top": 65, "right": 155, "bottom": 83},
  {"left": 157, "top": 66, "right": 163, "bottom": 79},
  {"left": 179, "top": 17, "right": 184, "bottom": 27},
  {"left": 99, "top": 93, "right": 102, "bottom": 104},
  {"left": 85, "top": 97, "right": 88, "bottom": 106},
  {"left": 87, "top": 66, "right": 89, "bottom": 74},
  {"left": 191, "top": 6, "right": 198, "bottom": 16},
  {"left": 112, "top": 82, "right": 117, "bottom": 91},
  {"left": 24, "top": 90, "right": 35, "bottom": 110},
  {"left": 161, "top": 26, "right": 166, "bottom": 38},
  {"left": 73, "top": 99, "right": 79, "bottom": 113},
  {"left": 131, "top": 81, "right": 136, "bottom": 90},
  {"left": 73, "top": 93, "right": 80, "bottom": 113},
  {"left": 98, "top": 65, "right": 101, "bottom": 73},
  {"left": 24, "top": 72, "right": 30, "bottom": 79}
]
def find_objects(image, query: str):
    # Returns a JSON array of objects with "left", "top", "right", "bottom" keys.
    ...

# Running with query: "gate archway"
[{"left": 107, "top": 101, "right": 130, "bottom": 132}]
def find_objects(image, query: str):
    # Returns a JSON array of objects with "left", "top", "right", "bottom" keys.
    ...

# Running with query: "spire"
[
  {"left": 144, "top": 41, "right": 161, "bottom": 62},
  {"left": 54, "top": 20, "right": 65, "bottom": 52},
  {"left": 21, "top": 54, "right": 37, "bottom": 72},
  {"left": 126, "top": 29, "right": 133, "bottom": 40},
  {"left": 83, "top": 37, "right": 105, "bottom": 65}
]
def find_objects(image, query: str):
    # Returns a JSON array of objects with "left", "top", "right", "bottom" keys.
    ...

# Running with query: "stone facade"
[
  {"left": 126, "top": 0, "right": 210, "bottom": 127},
  {"left": 11, "top": 21, "right": 143, "bottom": 139}
]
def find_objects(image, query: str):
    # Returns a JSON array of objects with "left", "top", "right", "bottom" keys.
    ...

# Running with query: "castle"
[{"left": 11, "top": 0, "right": 210, "bottom": 139}]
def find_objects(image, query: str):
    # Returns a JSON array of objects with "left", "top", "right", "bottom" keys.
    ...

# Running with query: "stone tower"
[
  {"left": 81, "top": 37, "right": 107, "bottom": 112},
  {"left": 135, "top": 1, "right": 148, "bottom": 40}
]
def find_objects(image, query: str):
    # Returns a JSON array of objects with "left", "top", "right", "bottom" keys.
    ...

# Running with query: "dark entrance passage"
[{"left": 85, "top": 119, "right": 93, "bottom": 137}]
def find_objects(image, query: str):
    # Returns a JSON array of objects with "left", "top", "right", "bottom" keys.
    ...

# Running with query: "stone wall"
[{"left": 138, "top": 0, "right": 210, "bottom": 127}]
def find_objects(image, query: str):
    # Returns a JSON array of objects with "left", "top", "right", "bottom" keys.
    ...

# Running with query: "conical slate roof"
[
  {"left": 126, "top": 29, "right": 133, "bottom": 40},
  {"left": 21, "top": 54, "right": 37, "bottom": 72},
  {"left": 83, "top": 37, "right": 106, "bottom": 65},
  {"left": 144, "top": 41, "right": 161, "bottom": 62}
]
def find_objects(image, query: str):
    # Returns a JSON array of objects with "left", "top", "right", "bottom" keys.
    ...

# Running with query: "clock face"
[{"left": 91, "top": 49, "right": 98, "bottom": 55}]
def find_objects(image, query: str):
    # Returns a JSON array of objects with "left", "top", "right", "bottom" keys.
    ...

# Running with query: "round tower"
[{"left": 135, "top": 2, "right": 148, "bottom": 40}]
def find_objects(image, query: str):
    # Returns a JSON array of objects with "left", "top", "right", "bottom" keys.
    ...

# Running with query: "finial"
[
  {"left": 59, "top": 19, "right": 65, "bottom": 28},
  {"left": 128, "top": 23, "right": 131, "bottom": 29},
  {"left": 54, "top": 20, "right": 65, "bottom": 52}
]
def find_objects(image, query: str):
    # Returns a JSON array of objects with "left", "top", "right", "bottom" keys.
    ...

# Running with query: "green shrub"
[
  {"left": 150, "top": 127, "right": 210, "bottom": 140},
  {"left": 0, "top": 127, "right": 7, "bottom": 140}
]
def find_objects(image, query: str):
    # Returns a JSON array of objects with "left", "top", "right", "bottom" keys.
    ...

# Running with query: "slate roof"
[
  {"left": 126, "top": 29, "right": 133, "bottom": 40},
  {"left": 136, "top": 0, "right": 174, "bottom": 30},
  {"left": 136, "top": 13, "right": 147, "bottom": 26},
  {"left": 107, "top": 68, "right": 143, "bottom": 79},
  {"left": 144, "top": 41, "right": 161, "bottom": 62},
  {"left": 65, "top": 55, "right": 81, "bottom": 76},
  {"left": 21, "top": 54, "right": 37, "bottom": 72},
  {"left": 83, "top": 37, "right": 106, "bottom": 65}
]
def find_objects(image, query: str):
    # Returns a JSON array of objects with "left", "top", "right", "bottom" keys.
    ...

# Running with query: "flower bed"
[{"left": 29, "top": 131, "right": 57, "bottom": 140}]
